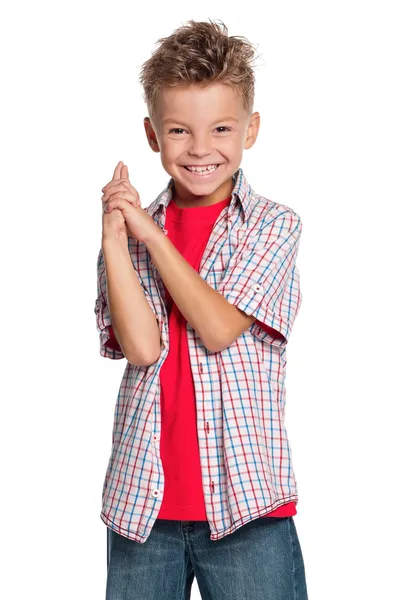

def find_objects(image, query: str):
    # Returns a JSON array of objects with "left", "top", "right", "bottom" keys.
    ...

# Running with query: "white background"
[{"left": 1, "top": 1, "right": 397, "bottom": 598}]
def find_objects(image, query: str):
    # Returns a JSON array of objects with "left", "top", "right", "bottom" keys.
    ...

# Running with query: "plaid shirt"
[{"left": 94, "top": 167, "right": 303, "bottom": 543}]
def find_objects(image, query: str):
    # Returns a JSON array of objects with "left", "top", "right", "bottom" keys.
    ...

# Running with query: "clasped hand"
[{"left": 101, "top": 160, "right": 160, "bottom": 244}]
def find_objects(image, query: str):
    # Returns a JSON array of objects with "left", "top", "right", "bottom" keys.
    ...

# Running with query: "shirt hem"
[
  {"left": 208, "top": 494, "right": 299, "bottom": 541},
  {"left": 100, "top": 494, "right": 298, "bottom": 544},
  {"left": 100, "top": 511, "right": 147, "bottom": 543}
]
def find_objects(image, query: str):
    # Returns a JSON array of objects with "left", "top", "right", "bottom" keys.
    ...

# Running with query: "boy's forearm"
[
  {"left": 144, "top": 229, "right": 234, "bottom": 352},
  {"left": 102, "top": 237, "right": 161, "bottom": 365}
]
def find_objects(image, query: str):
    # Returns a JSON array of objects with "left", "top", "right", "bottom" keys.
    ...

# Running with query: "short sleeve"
[
  {"left": 94, "top": 247, "right": 125, "bottom": 359},
  {"left": 217, "top": 209, "right": 303, "bottom": 348}
]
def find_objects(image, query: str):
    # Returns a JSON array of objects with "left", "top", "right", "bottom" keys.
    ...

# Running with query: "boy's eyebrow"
[{"left": 162, "top": 116, "right": 240, "bottom": 125}]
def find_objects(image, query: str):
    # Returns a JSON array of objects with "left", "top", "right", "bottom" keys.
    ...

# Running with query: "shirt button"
[
  {"left": 253, "top": 284, "right": 263, "bottom": 292},
  {"left": 152, "top": 489, "right": 159, "bottom": 497}
]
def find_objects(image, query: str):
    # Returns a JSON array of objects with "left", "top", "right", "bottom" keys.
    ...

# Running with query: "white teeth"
[{"left": 186, "top": 164, "right": 218, "bottom": 173}]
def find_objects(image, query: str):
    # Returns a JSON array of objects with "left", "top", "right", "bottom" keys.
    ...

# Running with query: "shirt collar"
[{"left": 146, "top": 167, "right": 255, "bottom": 223}]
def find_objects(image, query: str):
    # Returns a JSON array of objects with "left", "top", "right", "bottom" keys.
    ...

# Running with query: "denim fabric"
[{"left": 106, "top": 516, "right": 308, "bottom": 599}]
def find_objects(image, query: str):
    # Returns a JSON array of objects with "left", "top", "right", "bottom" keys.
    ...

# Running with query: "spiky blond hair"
[{"left": 138, "top": 18, "right": 260, "bottom": 120}]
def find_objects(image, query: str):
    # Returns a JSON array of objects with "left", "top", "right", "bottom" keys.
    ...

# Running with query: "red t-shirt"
[{"left": 153, "top": 194, "right": 297, "bottom": 520}]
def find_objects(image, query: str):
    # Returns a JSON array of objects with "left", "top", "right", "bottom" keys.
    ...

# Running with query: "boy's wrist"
[
  {"left": 142, "top": 224, "right": 167, "bottom": 248},
  {"left": 102, "top": 233, "right": 128, "bottom": 251}
]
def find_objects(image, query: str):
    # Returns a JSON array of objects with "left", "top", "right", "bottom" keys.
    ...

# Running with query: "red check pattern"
[{"left": 95, "top": 168, "right": 303, "bottom": 543}]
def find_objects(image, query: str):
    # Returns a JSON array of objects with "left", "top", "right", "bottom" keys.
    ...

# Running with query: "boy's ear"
[
  {"left": 244, "top": 112, "right": 260, "bottom": 150},
  {"left": 144, "top": 117, "right": 160, "bottom": 152}
]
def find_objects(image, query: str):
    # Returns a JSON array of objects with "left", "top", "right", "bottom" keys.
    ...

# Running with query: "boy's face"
[{"left": 144, "top": 82, "right": 260, "bottom": 207}]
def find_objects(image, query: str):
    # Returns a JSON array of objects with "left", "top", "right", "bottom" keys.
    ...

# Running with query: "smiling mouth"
[{"left": 182, "top": 164, "right": 221, "bottom": 176}]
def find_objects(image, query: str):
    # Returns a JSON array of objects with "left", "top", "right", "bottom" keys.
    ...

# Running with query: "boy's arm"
[
  {"left": 143, "top": 210, "right": 302, "bottom": 352},
  {"left": 216, "top": 211, "right": 302, "bottom": 348},
  {"left": 144, "top": 230, "right": 254, "bottom": 353},
  {"left": 95, "top": 237, "right": 161, "bottom": 365}
]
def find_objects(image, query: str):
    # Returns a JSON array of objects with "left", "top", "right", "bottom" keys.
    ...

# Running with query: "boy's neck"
[{"left": 172, "top": 176, "right": 234, "bottom": 208}]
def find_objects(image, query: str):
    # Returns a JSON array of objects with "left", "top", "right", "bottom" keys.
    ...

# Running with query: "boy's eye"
[{"left": 168, "top": 126, "right": 231, "bottom": 134}]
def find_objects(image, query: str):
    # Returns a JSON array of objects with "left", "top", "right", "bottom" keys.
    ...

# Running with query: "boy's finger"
[
  {"left": 102, "top": 180, "right": 134, "bottom": 198},
  {"left": 104, "top": 196, "right": 139, "bottom": 212},
  {"left": 102, "top": 177, "right": 129, "bottom": 194},
  {"left": 102, "top": 180, "right": 141, "bottom": 205},
  {"left": 103, "top": 189, "right": 141, "bottom": 209},
  {"left": 112, "top": 160, "right": 123, "bottom": 181},
  {"left": 121, "top": 180, "right": 140, "bottom": 202}
]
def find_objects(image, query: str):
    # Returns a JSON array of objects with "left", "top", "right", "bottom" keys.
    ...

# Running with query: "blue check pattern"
[{"left": 94, "top": 167, "right": 303, "bottom": 543}]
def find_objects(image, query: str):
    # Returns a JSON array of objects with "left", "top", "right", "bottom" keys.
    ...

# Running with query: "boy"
[{"left": 95, "top": 18, "right": 308, "bottom": 600}]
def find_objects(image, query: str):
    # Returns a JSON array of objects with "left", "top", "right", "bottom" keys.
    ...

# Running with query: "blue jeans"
[{"left": 105, "top": 516, "right": 308, "bottom": 599}]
